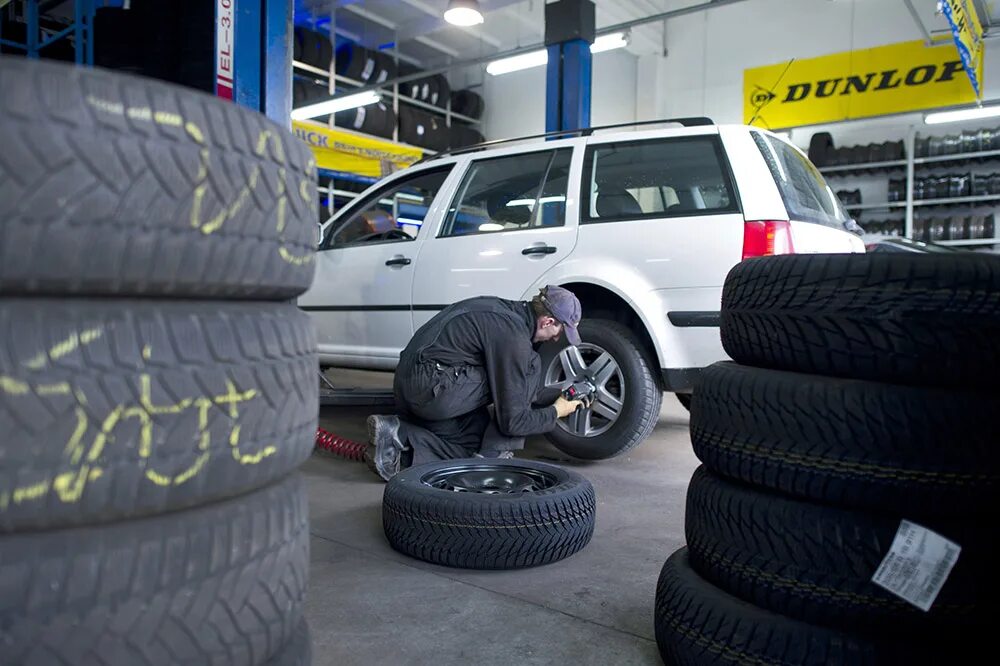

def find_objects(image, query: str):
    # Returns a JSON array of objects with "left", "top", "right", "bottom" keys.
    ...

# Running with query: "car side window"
[
  {"left": 439, "top": 149, "right": 572, "bottom": 237},
  {"left": 323, "top": 166, "right": 453, "bottom": 248},
  {"left": 582, "top": 136, "right": 740, "bottom": 222}
]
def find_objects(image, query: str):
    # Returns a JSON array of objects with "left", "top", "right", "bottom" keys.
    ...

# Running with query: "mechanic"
[{"left": 365, "top": 285, "right": 585, "bottom": 481}]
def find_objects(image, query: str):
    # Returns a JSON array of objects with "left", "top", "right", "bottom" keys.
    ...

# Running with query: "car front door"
[
  {"left": 299, "top": 165, "right": 456, "bottom": 369},
  {"left": 410, "top": 146, "right": 580, "bottom": 330}
]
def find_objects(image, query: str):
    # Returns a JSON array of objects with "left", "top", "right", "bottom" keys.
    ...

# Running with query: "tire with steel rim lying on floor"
[
  {"left": 0, "top": 56, "right": 316, "bottom": 299},
  {"left": 720, "top": 253, "right": 1000, "bottom": 388},
  {"left": 685, "top": 466, "right": 993, "bottom": 635},
  {"left": 0, "top": 474, "right": 309, "bottom": 666},
  {"left": 0, "top": 300, "right": 317, "bottom": 531},
  {"left": 382, "top": 459, "right": 596, "bottom": 569},
  {"left": 689, "top": 362, "right": 1000, "bottom": 515},
  {"left": 654, "top": 548, "right": 978, "bottom": 666}
]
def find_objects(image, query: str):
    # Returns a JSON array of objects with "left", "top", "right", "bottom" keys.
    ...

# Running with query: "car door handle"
[
  {"left": 522, "top": 245, "right": 557, "bottom": 256},
  {"left": 385, "top": 256, "right": 412, "bottom": 266}
]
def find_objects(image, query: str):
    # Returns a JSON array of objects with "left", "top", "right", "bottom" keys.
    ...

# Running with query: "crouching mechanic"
[{"left": 365, "top": 285, "right": 585, "bottom": 481}]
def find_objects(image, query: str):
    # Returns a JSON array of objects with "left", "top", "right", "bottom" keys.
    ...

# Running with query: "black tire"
[
  {"left": 807, "top": 131, "right": 834, "bottom": 166},
  {"left": 0, "top": 300, "right": 317, "bottom": 531},
  {"left": 383, "top": 459, "right": 596, "bottom": 569},
  {"left": 542, "top": 320, "right": 661, "bottom": 460},
  {"left": 720, "top": 254, "right": 1000, "bottom": 388},
  {"left": 675, "top": 393, "right": 692, "bottom": 411},
  {"left": 654, "top": 548, "right": 975, "bottom": 666},
  {"left": 690, "top": 362, "right": 1000, "bottom": 515},
  {"left": 0, "top": 473, "right": 309, "bottom": 666},
  {"left": 267, "top": 619, "right": 312, "bottom": 666},
  {"left": 685, "top": 467, "right": 993, "bottom": 634},
  {"left": 0, "top": 57, "right": 316, "bottom": 299}
]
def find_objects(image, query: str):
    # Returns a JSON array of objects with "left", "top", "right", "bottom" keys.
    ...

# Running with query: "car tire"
[
  {"left": 541, "top": 319, "right": 661, "bottom": 460},
  {"left": 689, "top": 362, "right": 999, "bottom": 515},
  {"left": 383, "top": 459, "right": 596, "bottom": 569},
  {"left": 0, "top": 300, "right": 317, "bottom": 531},
  {"left": 267, "top": 619, "right": 312, "bottom": 666},
  {"left": 0, "top": 474, "right": 309, "bottom": 666},
  {"left": 0, "top": 57, "right": 316, "bottom": 299},
  {"left": 720, "top": 254, "right": 1000, "bottom": 388},
  {"left": 654, "top": 548, "right": 974, "bottom": 666},
  {"left": 685, "top": 466, "right": 990, "bottom": 634}
]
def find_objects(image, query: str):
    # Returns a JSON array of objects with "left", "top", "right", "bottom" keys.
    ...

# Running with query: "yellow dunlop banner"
[
  {"left": 744, "top": 40, "right": 977, "bottom": 129},
  {"left": 292, "top": 120, "right": 423, "bottom": 178}
]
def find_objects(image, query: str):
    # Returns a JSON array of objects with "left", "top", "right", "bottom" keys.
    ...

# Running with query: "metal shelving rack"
[
  {"left": 823, "top": 128, "right": 1000, "bottom": 247},
  {"left": 0, "top": 0, "right": 96, "bottom": 64}
]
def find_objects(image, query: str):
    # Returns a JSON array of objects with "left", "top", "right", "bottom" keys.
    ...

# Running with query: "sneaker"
[{"left": 365, "top": 415, "right": 405, "bottom": 481}]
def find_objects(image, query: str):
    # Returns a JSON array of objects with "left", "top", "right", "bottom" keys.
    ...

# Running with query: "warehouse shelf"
[
  {"left": 292, "top": 60, "right": 481, "bottom": 125},
  {"left": 912, "top": 194, "right": 1000, "bottom": 207},
  {"left": 820, "top": 159, "right": 907, "bottom": 175},
  {"left": 913, "top": 148, "right": 1000, "bottom": 166},
  {"left": 845, "top": 201, "right": 908, "bottom": 211},
  {"left": 937, "top": 236, "right": 1000, "bottom": 246}
]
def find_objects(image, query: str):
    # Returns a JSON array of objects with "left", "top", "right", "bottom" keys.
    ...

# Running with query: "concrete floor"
[{"left": 303, "top": 370, "right": 698, "bottom": 665}]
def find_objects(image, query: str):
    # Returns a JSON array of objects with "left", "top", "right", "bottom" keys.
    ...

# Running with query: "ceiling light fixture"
[
  {"left": 444, "top": 0, "right": 484, "bottom": 27},
  {"left": 925, "top": 104, "right": 1000, "bottom": 124},
  {"left": 486, "top": 32, "right": 631, "bottom": 76},
  {"left": 290, "top": 91, "right": 381, "bottom": 120}
]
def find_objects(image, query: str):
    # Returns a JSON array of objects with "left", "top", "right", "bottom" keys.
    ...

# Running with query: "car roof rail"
[{"left": 414, "top": 116, "right": 715, "bottom": 164}]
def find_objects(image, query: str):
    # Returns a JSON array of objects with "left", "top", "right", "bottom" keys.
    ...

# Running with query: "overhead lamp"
[
  {"left": 590, "top": 32, "right": 628, "bottom": 54},
  {"left": 486, "top": 33, "right": 630, "bottom": 76},
  {"left": 925, "top": 105, "right": 1000, "bottom": 124},
  {"left": 290, "top": 91, "right": 381, "bottom": 120},
  {"left": 444, "top": 0, "right": 484, "bottom": 26}
]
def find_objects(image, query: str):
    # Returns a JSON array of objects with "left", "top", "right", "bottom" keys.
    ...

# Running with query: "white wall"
[{"left": 480, "top": 48, "right": 638, "bottom": 139}]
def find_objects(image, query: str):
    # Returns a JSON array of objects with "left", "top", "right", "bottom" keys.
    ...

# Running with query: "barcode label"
[{"left": 871, "top": 520, "right": 961, "bottom": 612}]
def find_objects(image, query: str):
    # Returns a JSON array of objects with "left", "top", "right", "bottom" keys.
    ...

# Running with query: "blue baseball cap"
[{"left": 540, "top": 285, "right": 582, "bottom": 345}]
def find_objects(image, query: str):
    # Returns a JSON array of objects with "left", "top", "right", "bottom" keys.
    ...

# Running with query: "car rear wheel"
[{"left": 541, "top": 319, "right": 661, "bottom": 460}]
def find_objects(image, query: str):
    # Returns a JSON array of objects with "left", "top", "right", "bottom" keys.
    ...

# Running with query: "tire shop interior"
[{"left": 0, "top": 1, "right": 997, "bottom": 665}]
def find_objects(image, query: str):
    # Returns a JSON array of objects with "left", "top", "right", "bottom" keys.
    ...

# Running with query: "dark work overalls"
[{"left": 392, "top": 297, "right": 560, "bottom": 467}]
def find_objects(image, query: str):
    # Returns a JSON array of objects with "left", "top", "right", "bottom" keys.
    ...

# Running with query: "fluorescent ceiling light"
[
  {"left": 487, "top": 50, "right": 547, "bottom": 76},
  {"left": 444, "top": 0, "right": 484, "bottom": 27},
  {"left": 590, "top": 32, "right": 628, "bottom": 54},
  {"left": 290, "top": 91, "right": 380, "bottom": 120},
  {"left": 486, "top": 33, "right": 630, "bottom": 76},
  {"left": 925, "top": 105, "right": 1000, "bottom": 124}
]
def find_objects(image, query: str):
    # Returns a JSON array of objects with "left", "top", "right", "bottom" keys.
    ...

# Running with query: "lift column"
[{"left": 544, "top": 0, "right": 594, "bottom": 133}]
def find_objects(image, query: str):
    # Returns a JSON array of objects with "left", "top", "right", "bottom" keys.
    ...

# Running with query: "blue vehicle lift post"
[{"left": 544, "top": 0, "right": 594, "bottom": 133}]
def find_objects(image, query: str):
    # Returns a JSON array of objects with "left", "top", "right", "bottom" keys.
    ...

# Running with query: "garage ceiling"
[{"left": 298, "top": 0, "right": 672, "bottom": 67}]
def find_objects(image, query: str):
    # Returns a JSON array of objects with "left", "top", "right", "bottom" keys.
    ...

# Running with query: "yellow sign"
[
  {"left": 744, "top": 40, "right": 979, "bottom": 129},
  {"left": 941, "top": 0, "right": 985, "bottom": 97},
  {"left": 292, "top": 120, "right": 423, "bottom": 178}
]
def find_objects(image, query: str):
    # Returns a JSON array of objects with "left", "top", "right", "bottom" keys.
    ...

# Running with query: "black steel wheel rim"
[{"left": 420, "top": 463, "right": 559, "bottom": 494}]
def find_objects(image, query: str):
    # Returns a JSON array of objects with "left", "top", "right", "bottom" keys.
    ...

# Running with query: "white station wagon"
[{"left": 300, "top": 119, "right": 864, "bottom": 460}]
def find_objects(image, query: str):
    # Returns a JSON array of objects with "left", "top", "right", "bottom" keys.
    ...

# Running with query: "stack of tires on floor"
[
  {"left": 0, "top": 58, "right": 318, "bottom": 665},
  {"left": 655, "top": 253, "right": 999, "bottom": 664}
]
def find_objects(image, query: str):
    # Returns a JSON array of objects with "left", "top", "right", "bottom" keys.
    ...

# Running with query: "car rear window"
[{"left": 752, "top": 132, "right": 852, "bottom": 229}]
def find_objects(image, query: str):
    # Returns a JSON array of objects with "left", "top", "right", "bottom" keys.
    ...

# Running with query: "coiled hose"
[{"left": 315, "top": 427, "right": 366, "bottom": 462}]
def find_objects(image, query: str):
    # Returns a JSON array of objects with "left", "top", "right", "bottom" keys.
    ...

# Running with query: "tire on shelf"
[
  {"left": 450, "top": 89, "right": 485, "bottom": 119},
  {"left": 0, "top": 474, "right": 310, "bottom": 666},
  {"left": 448, "top": 123, "right": 485, "bottom": 149},
  {"left": 296, "top": 28, "right": 333, "bottom": 70},
  {"left": 383, "top": 459, "right": 596, "bottom": 569},
  {"left": 685, "top": 466, "right": 993, "bottom": 634},
  {"left": 807, "top": 131, "right": 834, "bottom": 167},
  {"left": 654, "top": 548, "right": 977, "bottom": 666},
  {"left": 0, "top": 300, "right": 317, "bottom": 532},
  {"left": 397, "top": 104, "right": 448, "bottom": 151},
  {"left": 689, "top": 362, "right": 1000, "bottom": 515},
  {"left": 541, "top": 319, "right": 662, "bottom": 460},
  {"left": 335, "top": 102, "right": 396, "bottom": 139},
  {"left": 0, "top": 57, "right": 317, "bottom": 299},
  {"left": 720, "top": 253, "right": 1000, "bottom": 388},
  {"left": 335, "top": 42, "right": 381, "bottom": 83}
]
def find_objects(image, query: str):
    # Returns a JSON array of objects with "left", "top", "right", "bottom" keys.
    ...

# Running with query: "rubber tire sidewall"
[{"left": 541, "top": 319, "right": 661, "bottom": 460}]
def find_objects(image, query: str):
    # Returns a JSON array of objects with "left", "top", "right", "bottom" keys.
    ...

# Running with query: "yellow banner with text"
[
  {"left": 292, "top": 120, "right": 423, "bottom": 178},
  {"left": 743, "top": 40, "right": 979, "bottom": 129}
]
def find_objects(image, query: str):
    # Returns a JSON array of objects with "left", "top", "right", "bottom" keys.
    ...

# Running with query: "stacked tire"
[
  {"left": 654, "top": 253, "right": 1000, "bottom": 665},
  {"left": 0, "top": 58, "right": 317, "bottom": 665}
]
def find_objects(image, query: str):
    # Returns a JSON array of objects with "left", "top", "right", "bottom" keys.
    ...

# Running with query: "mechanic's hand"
[{"left": 554, "top": 396, "right": 584, "bottom": 419}]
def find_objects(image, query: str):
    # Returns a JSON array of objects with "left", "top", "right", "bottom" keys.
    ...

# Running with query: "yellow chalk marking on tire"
[
  {"left": 300, "top": 178, "right": 312, "bottom": 201},
  {"left": 185, "top": 122, "right": 205, "bottom": 144},
  {"left": 153, "top": 111, "right": 183, "bottom": 127},
  {"left": 0, "top": 376, "right": 29, "bottom": 394},
  {"left": 37, "top": 383, "right": 71, "bottom": 396},
  {"left": 13, "top": 480, "right": 50, "bottom": 504},
  {"left": 126, "top": 106, "right": 152, "bottom": 121},
  {"left": 142, "top": 345, "right": 152, "bottom": 361},
  {"left": 255, "top": 129, "right": 287, "bottom": 164},
  {"left": 24, "top": 327, "right": 103, "bottom": 369},
  {"left": 85, "top": 95, "right": 124, "bottom": 116},
  {"left": 64, "top": 407, "right": 90, "bottom": 465}
]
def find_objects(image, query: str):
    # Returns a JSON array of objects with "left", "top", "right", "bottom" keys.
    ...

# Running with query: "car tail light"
[{"left": 742, "top": 220, "right": 795, "bottom": 260}]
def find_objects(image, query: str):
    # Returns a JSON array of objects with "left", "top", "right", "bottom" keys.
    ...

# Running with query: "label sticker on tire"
[{"left": 871, "top": 520, "right": 961, "bottom": 611}]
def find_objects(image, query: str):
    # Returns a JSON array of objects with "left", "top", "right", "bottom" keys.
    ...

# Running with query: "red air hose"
[{"left": 315, "top": 427, "right": 367, "bottom": 462}]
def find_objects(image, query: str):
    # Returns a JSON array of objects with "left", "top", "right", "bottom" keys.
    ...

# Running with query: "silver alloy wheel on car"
[{"left": 544, "top": 343, "right": 625, "bottom": 437}]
